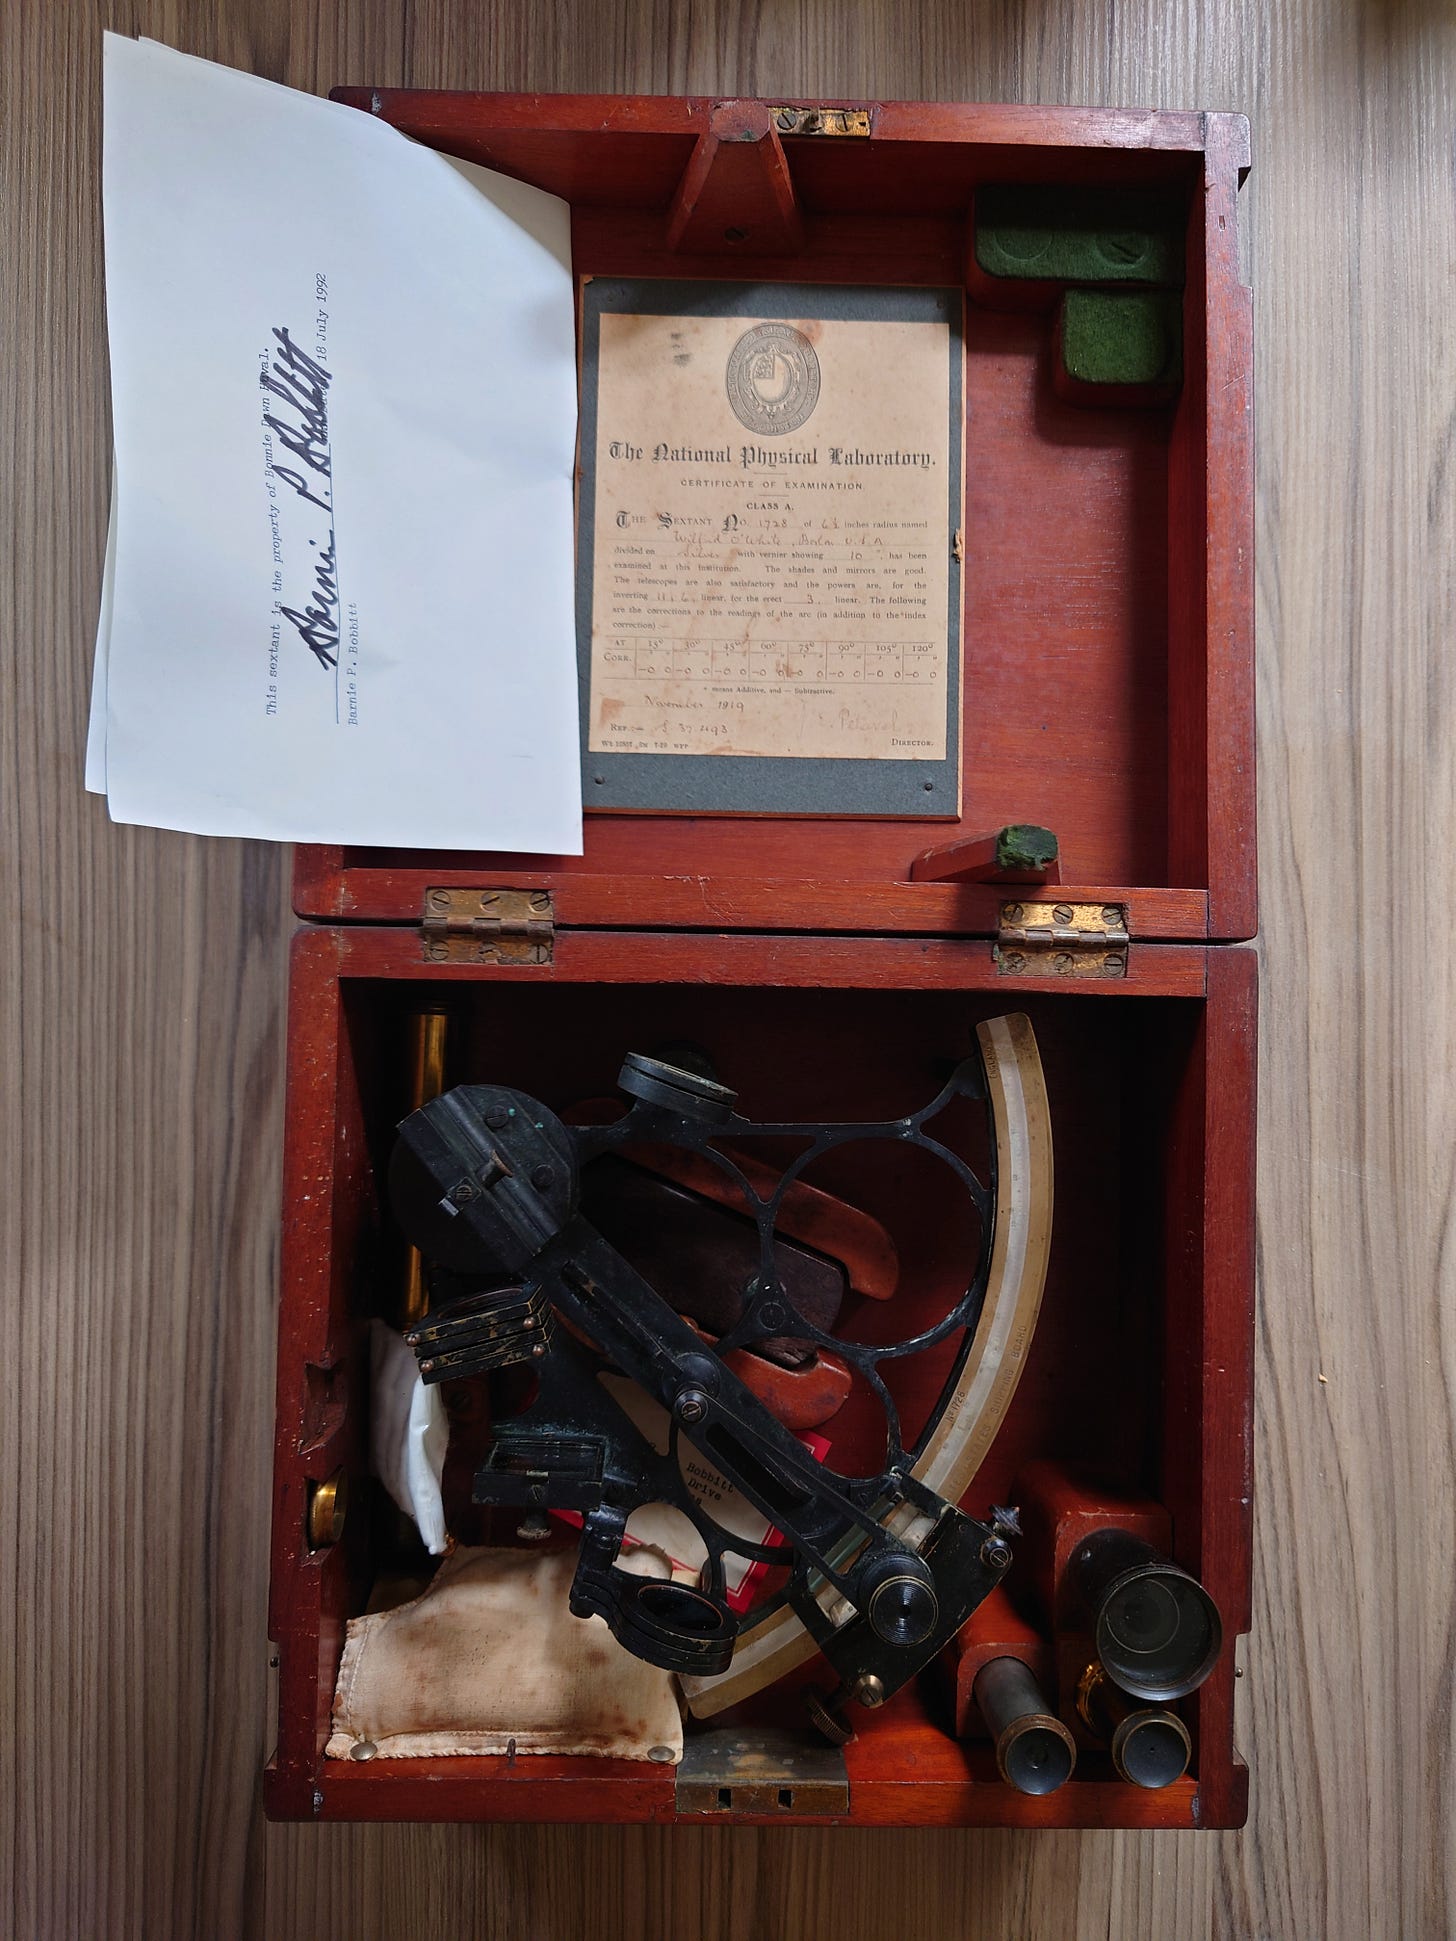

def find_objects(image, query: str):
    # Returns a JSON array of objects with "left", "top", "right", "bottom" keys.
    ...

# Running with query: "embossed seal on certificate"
[{"left": 725, "top": 322, "right": 821, "bottom": 435}]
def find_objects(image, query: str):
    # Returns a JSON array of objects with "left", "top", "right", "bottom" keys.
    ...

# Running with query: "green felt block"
[
  {"left": 975, "top": 185, "right": 1184, "bottom": 287},
  {"left": 1060, "top": 289, "right": 1183, "bottom": 387},
  {"left": 996, "top": 824, "right": 1059, "bottom": 872}
]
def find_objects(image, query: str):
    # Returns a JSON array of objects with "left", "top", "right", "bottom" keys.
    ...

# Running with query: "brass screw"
[
  {"left": 1053, "top": 904, "right": 1074, "bottom": 925},
  {"left": 675, "top": 1387, "right": 709, "bottom": 1426},
  {"left": 1003, "top": 903, "right": 1024, "bottom": 923},
  {"left": 1105, "top": 954, "right": 1126, "bottom": 977},
  {"left": 427, "top": 888, "right": 449, "bottom": 911},
  {"left": 1001, "top": 950, "right": 1026, "bottom": 974},
  {"left": 1102, "top": 905, "right": 1122, "bottom": 925},
  {"left": 1052, "top": 951, "right": 1074, "bottom": 973}
]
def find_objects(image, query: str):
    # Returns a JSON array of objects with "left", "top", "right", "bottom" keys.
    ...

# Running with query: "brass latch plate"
[
  {"left": 675, "top": 1726, "right": 849, "bottom": 1816},
  {"left": 421, "top": 888, "right": 554, "bottom": 965},
  {"left": 995, "top": 900, "right": 1129, "bottom": 979},
  {"left": 770, "top": 105, "right": 872, "bottom": 137}
]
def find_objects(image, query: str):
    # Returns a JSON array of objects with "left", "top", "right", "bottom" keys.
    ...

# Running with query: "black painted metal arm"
[{"left": 388, "top": 1050, "right": 1012, "bottom": 1705}]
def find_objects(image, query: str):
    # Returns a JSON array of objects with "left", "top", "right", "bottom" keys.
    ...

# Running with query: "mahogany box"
[{"left": 264, "top": 89, "right": 1255, "bottom": 1829}]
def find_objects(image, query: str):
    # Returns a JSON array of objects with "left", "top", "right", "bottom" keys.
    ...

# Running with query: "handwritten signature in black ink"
[
  {"left": 280, "top": 532, "right": 340, "bottom": 673},
  {"left": 265, "top": 326, "right": 339, "bottom": 669}
]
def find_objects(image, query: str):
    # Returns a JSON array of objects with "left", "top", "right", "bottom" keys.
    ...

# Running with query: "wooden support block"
[
  {"left": 910, "top": 824, "right": 1060, "bottom": 885},
  {"left": 1012, "top": 1461, "right": 1172, "bottom": 1633},
  {"left": 667, "top": 101, "right": 803, "bottom": 255}
]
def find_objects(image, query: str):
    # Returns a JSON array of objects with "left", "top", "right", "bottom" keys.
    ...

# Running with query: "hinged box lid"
[{"left": 294, "top": 93, "right": 1253, "bottom": 944}]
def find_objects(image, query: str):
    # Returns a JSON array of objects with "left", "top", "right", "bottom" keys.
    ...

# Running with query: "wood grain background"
[{"left": 4, "top": 1, "right": 1452, "bottom": 1935}]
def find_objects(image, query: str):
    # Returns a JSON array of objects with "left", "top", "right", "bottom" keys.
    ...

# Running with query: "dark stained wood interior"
[
  {"left": 298, "top": 95, "right": 1253, "bottom": 942},
  {"left": 267, "top": 926, "right": 1253, "bottom": 1828}
]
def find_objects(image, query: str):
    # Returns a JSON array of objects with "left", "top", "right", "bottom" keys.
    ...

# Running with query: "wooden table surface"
[{"left": 5, "top": 2, "right": 1452, "bottom": 1935}]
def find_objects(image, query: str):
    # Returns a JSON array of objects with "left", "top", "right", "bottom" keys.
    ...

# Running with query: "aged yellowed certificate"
[{"left": 578, "top": 282, "right": 963, "bottom": 816}]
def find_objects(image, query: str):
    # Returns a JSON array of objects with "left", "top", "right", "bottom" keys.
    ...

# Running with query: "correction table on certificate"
[{"left": 588, "top": 509, "right": 950, "bottom": 764}]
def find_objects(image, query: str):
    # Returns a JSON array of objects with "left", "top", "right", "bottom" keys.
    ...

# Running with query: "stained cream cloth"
[{"left": 327, "top": 1544, "right": 683, "bottom": 1762}]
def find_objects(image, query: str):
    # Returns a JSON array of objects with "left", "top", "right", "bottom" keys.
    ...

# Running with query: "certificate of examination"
[{"left": 577, "top": 281, "right": 964, "bottom": 816}]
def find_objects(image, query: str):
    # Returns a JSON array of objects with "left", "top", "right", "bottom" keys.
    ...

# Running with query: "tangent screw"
[{"left": 804, "top": 1687, "right": 854, "bottom": 1746}]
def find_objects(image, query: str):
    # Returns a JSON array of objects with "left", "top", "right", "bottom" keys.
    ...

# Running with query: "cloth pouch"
[{"left": 326, "top": 1543, "right": 684, "bottom": 1763}]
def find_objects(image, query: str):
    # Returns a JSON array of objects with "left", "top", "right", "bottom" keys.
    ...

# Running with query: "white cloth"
[{"left": 368, "top": 1321, "right": 448, "bottom": 1555}]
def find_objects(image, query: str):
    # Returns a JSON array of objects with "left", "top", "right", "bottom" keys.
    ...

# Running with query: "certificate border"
[{"left": 576, "top": 278, "right": 964, "bottom": 818}]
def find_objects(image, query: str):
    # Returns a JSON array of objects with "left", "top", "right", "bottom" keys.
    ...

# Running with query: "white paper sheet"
[{"left": 92, "top": 36, "right": 583, "bottom": 852}]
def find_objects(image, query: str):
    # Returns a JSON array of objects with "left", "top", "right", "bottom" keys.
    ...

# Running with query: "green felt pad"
[
  {"left": 975, "top": 185, "right": 1184, "bottom": 287},
  {"left": 996, "top": 824, "right": 1059, "bottom": 872},
  {"left": 1060, "top": 289, "right": 1183, "bottom": 387}
]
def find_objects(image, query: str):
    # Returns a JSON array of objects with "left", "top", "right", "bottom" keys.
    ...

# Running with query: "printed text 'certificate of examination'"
[{"left": 577, "top": 281, "right": 964, "bottom": 818}]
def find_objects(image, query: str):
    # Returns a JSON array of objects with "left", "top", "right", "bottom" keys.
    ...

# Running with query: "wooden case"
[{"left": 265, "top": 91, "right": 1255, "bottom": 1829}]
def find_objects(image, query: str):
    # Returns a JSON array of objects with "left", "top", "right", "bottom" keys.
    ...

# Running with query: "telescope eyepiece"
[{"left": 1073, "top": 1529, "right": 1222, "bottom": 1701}]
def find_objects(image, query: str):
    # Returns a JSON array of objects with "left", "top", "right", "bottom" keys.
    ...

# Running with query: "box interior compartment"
[{"left": 269, "top": 939, "right": 1246, "bottom": 1827}]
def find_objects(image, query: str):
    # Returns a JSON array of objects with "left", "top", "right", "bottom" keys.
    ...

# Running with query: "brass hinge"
[
  {"left": 421, "top": 888, "right": 554, "bottom": 965},
  {"left": 770, "top": 104, "right": 872, "bottom": 138},
  {"left": 995, "top": 900, "right": 1129, "bottom": 979}
]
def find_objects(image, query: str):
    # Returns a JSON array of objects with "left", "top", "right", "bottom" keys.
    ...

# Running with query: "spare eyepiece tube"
[
  {"left": 1076, "top": 1663, "right": 1192, "bottom": 1790},
  {"left": 1069, "top": 1528, "right": 1222, "bottom": 1702},
  {"left": 973, "top": 1656, "right": 1077, "bottom": 1796}
]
